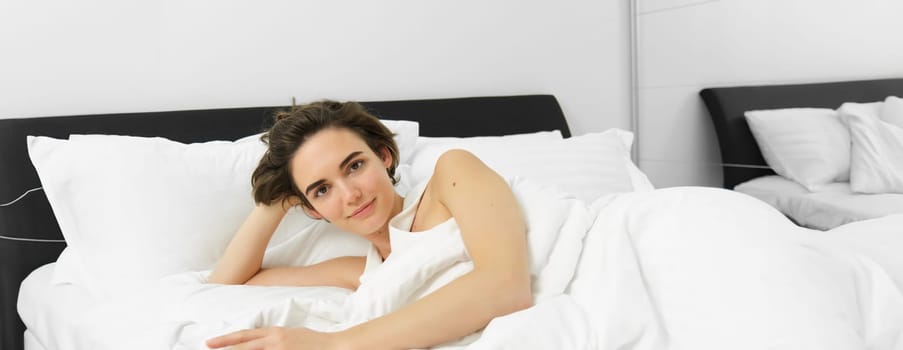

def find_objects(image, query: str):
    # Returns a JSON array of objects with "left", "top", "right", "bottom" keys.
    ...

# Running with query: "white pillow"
[
  {"left": 261, "top": 221, "right": 370, "bottom": 269},
  {"left": 882, "top": 96, "right": 903, "bottom": 129},
  {"left": 29, "top": 135, "right": 271, "bottom": 298},
  {"left": 415, "top": 129, "right": 563, "bottom": 147},
  {"left": 411, "top": 130, "right": 563, "bottom": 182},
  {"left": 838, "top": 102, "right": 903, "bottom": 194},
  {"left": 33, "top": 121, "right": 418, "bottom": 298},
  {"left": 381, "top": 120, "right": 419, "bottom": 165},
  {"left": 52, "top": 217, "right": 373, "bottom": 288},
  {"left": 744, "top": 108, "right": 851, "bottom": 191},
  {"left": 409, "top": 129, "right": 652, "bottom": 202}
]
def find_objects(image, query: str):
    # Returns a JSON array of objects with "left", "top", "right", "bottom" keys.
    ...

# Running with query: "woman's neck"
[{"left": 370, "top": 193, "right": 404, "bottom": 260}]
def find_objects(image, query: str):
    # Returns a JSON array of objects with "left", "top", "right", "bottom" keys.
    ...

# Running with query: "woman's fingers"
[
  {"left": 206, "top": 328, "right": 269, "bottom": 349},
  {"left": 225, "top": 337, "right": 269, "bottom": 350}
]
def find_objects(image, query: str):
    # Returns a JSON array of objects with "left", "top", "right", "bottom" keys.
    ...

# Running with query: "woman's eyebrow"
[
  {"left": 304, "top": 180, "right": 325, "bottom": 197},
  {"left": 339, "top": 151, "right": 363, "bottom": 169},
  {"left": 303, "top": 151, "right": 364, "bottom": 196}
]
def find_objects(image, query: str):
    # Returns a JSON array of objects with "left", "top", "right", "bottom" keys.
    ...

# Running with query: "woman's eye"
[
  {"left": 349, "top": 160, "right": 364, "bottom": 171},
  {"left": 315, "top": 186, "right": 329, "bottom": 197}
]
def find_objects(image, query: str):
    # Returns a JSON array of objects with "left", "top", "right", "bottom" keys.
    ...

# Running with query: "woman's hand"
[{"left": 206, "top": 327, "right": 346, "bottom": 350}]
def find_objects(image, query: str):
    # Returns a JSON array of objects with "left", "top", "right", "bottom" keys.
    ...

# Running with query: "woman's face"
[{"left": 290, "top": 127, "right": 398, "bottom": 237}]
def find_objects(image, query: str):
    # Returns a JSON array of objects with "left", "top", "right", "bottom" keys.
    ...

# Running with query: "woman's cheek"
[{"left": 326, "top": 197, "right": 344, "bottom": 221}]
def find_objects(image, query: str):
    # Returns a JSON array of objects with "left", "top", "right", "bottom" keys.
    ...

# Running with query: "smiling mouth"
[{"left": 349, "top": 199, "right": 376, "bottom": 218}]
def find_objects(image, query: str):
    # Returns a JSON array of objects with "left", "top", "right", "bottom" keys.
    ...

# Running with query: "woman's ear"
[{"left": 379, "top": 146, "right": 393, "bottom": 168}]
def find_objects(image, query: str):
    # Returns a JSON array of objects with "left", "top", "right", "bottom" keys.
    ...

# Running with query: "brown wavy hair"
[{"left": 252, "top": 100, "right": 399, "bottom": 210}]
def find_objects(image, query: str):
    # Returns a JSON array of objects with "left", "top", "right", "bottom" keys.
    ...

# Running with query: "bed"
[
  {"left": 700, "top": 78, "right": 903, "bottom": 230},
  {"left": 6, "top": 94, "right": 903, "bottom": 350},
  {"left": 1, "top": 95, "right": 573, "bottom": 350}
]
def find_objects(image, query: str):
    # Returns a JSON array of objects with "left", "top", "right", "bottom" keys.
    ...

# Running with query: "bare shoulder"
[
  {"left": 435, "top": 148, "right": 481, "bottom": 165},
  {"left": 431, "top": 149, "right": 498, "bottom": 185},
  {"left": 427, "top": 149, "right": 511, "bottom": 210}
]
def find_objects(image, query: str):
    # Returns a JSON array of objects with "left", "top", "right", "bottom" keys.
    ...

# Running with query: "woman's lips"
[{"left": 349, "top": 198, "right": 376, "bottom": 219}]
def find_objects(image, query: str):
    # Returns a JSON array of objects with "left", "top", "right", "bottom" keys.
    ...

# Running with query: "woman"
[{"left": 205, "top": 100, "right": 533, "bottom": 349}]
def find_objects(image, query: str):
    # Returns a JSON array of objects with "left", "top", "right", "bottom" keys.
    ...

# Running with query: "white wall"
[
  {"left": 0, "top": 0, "right": 630, "bottom": 138},
  {"left": 636, "top": 0, "right": 903, "bottom": 187}
]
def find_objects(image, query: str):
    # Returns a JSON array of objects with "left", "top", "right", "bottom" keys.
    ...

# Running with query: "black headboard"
[
  {"left": 0, "top": 94, "right": 569, "bottom": 350},
  {"left": 700, "top": 78, "right": 903, "bottom": 189}
]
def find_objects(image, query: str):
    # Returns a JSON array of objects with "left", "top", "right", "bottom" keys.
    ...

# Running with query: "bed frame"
[
  {"left": 0, "top": 94, "right": 570, "bottom": 350},
  {"left": 700, "top": 77, "right": 903, "bottom": 189}
]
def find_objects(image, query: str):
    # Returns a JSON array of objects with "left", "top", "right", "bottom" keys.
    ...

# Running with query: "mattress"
[
  {"left": 734, "top": 175, "right": 903, "bottom": 230},
  {"left": 17, "top": 262, "right": 99, "bottom": 350}
]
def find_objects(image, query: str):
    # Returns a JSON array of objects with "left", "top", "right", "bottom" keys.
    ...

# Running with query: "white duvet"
[{"left": 44, "top": 186, "right": 903, "bottom": 350}]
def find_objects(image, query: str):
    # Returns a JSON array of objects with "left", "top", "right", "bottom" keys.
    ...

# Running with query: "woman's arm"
[
  {"left": 208, "top": 150, "right": 533, "bottom": 350},
  {"left": 207, "top": 202, "right": 288, "bottom": 285},
  {"left": 245, "top": 257, "right": 365, "bottom": 290},
  {"left": 208, "top": 201, "right": 367, "bottom": 289}
]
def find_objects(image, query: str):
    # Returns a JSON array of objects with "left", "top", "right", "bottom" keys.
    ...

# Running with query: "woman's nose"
[{"left": 341, "top": 181, "right": 363, "bottom": 203}]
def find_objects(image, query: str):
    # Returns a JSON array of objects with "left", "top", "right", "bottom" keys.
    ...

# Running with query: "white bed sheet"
[
  {"left": 19, "top": 263, "right": 358, "bottom": 350},
  {"left": 18, "top": 262, "right": 99, "bottom": 350},
  {"left": 17, "top": 186, "right": 903, "bottom": 350},
  {"left": 734, "top": 175, "right": 903, "bottom": 230}
]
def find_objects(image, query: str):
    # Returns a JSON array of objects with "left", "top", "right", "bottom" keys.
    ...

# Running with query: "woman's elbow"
[
  {"left": 491, "top": 274, "right": 534, "bottom": 315},
  {"left": 507, "top": 285, "right": 534, "bottom": 314},
  {"left": 206, "top": 275, "right": 243, "bottom": 285},
  {"left": 207, "top": 269, "right": 257, "bottom": 285}
]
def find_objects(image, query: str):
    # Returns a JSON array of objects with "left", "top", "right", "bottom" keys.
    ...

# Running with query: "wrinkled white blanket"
[
  {"left": 69, "top": 177, "right": 595, "bottom": 349},
  {"left": 64, "top": 186, "right": 903, "bottom": 350},
  {"left": 569, "top": 187, "right": 903, "bottom": 350}
]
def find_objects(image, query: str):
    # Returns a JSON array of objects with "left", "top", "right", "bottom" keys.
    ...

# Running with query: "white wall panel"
[
  {"left": 640, "top": 0, "right": 903, "bottom": 88},
  {"left": 0, "top": 0, "right": 630, "bottom": 137},
  {"left": 638, "top": 85, "right": 720, "bottom": 162},
  {"left": 640, "top": 160, "right": 722, "bottom": 188},
  {"left": 639, "top": 0, "right": 719, "bottom": 14}
]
